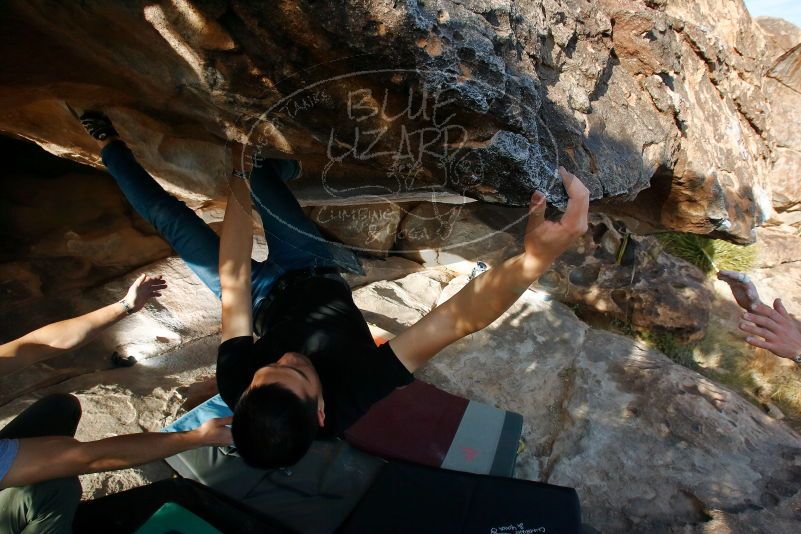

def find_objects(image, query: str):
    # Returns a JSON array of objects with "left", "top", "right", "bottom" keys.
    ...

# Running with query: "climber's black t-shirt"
[{"left": 216, "top": 275, "right": 413, "bottom": 437}]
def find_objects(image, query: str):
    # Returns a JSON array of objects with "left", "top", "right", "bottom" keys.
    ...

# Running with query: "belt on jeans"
[{"left": 253, "top": 266, "right": 344, "bottom": 337}]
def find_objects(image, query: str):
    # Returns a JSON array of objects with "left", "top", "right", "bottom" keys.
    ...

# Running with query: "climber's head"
[{"left": 232, "top": 351, "right": 324, "bottom": 468}]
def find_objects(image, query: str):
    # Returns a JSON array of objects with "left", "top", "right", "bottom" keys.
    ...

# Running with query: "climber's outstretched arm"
[
  {"left": 219, "top": 143, "right": 254, "bottom": 342},
  {"left": 390, "top": 167, "right": 590, "bottom": 373},
  {"left": 1, "top": 417, "right": 232, "bottom": 489},
  {"left": 0, "top": 274, "right": 166, "bottom": 374}
]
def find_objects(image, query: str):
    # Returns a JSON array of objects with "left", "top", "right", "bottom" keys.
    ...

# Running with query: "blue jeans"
[{"left": 101, "top": 141, "right": 358, "bottom": 312}]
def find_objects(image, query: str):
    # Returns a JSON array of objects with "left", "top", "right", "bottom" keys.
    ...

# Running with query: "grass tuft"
[
  {"left": 603, "top": 314, "right": 699, "bottom": 368},
  {"left": 657, "top": 233, "right": 757, "bottom": 274},
  {"left": 638, "top": 329, "right": 698, "bottom": 368}
]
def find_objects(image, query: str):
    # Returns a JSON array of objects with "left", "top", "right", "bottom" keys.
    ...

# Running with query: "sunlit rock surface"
[
  {"left": 758, "top": 18, "right": 801, "bottom": 212},
  {"left": 359, "top": 273, "right": 801, "bottom": 532},
  {"left": 3, "top": 265, "right": 799, "bottom": 532}
]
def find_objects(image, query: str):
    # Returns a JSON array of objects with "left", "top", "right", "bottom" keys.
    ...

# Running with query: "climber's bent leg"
[
  {"left": 247, "top": 158, "right": 365, "bottom": 308},
  {"left": 101, "top": 140, "right": 227, "bottom": 297},
  {"left": 102, "top": 141, "right": 293, "bottom": 310},
  {"left": 249, "top": 158, "right": 333, "bottom": 271}
]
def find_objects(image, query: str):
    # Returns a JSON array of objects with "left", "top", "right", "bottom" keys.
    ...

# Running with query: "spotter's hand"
[
  {"left": 739, "top": 299, "right": 801, "bottom": 361},
  {"left": 717, "top": 270, "right": 761, "bottom": 311}
]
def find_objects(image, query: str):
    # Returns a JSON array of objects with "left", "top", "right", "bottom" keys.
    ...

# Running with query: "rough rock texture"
[
  {"left": 0, "top": 144, "right": 173, "bottom": 299},
  {"left": 310, "top": 201, "right": 405, "bottom": 257},
  {"left": 2, "top": 257, "right": 801, "bottom": 530},
  {"left": 536, "top": 214, "right": 713, "bottom": 340},
  {"left": 396, "top": 201, "right": 525, "bottom": 271},
  {"left": 0, "top": 0, "right": 793, "bottom": 242},
  {"left": 355, "top": 273, "right": 801, "bottom": 533},
  {"left": 341, "top": 255, "right": 426, "bottom": 288},
  {"left": 754, "top": 226, "right": 801, "bottom": 269},
  {"left": 393, "top": 204, "right": 713, "bottom": 337},
  {"left": 757, "top": 17, "right": 801, "bottom": 55},
  {"left": 759, "top": 18, "right": 801, "bottom": 212}
]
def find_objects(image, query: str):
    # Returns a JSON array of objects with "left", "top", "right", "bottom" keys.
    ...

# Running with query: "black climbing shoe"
[
  {"left": 111, "top": 351, "right": 137, "bottom": 368},
  {"left": 79, "top": 110, "right": 119, "bottom": 141}
]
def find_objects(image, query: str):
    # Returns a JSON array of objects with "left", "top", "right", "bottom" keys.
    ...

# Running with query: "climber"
[
  {"left": 0, "top": 275, "right": 233, "bottom": 533},
  {"left": 77, "top": 110, "right": 588, "bottom": 468},
  {"left": 718, "top": 270, "right": 801, "bottom": 365},
  {"left": 216, "top": 150, "right": 590, "bottom": 466}
]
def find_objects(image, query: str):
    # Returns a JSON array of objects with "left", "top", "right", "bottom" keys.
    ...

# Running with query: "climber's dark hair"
[{"left": 232, "top": 383, "right": 318, "bottom": 469}]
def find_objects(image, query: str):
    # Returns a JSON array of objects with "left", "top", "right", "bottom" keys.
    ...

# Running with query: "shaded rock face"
[
  {"left": 537, "top": 214, "right": 712, "bottom": 340},
  {"left": 0, "top": 138, "right": 172, "bottom": 302},
  {"left": 0, "top": 0, "right": 791, "bottom": 242},
  {"left": 396, "top": 201, "right": 525, "bottom": 270}
]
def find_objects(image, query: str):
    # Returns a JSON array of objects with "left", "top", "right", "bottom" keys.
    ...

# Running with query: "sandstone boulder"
[
  {"left": 537, "top": 215, "right": 712, "bottom": 339},
  {"left": 30, "top": 222, "right": 171, "bottom": 271},
  {"left": 0, "top": 256, "right": 221, "bottom": 406},
  {"left": 0, "top": 0, "right": 791, "bottom": 242},
  {"left": 0, "top": 172, "right": 129, "bottom": 243},
  {"left": 766, "top": 209, "right": 801, "bottom": 228},
  {"left": 355, "top": 272, "right": 801, "bottom": 532},
  {"left": 764, "top": 52, "right": 801, "bottom": 213},
  {"left": 758, "top": 17, "right": 801, "bottom": 212},
  {"left": 310, "top": 202, "right": 404, "bottom": 257},
  {"left": 754, "top": 226, "right": 801, "bottom": 268},
  {"left": 0, "top": 167, "right": 172, "bottom": 298},
  {"left": 0, "top": 261, "right": 43, "bottom": 303},
  {"left": 395, "top": 201, "right": 524, "bottom": 272},
  {"left": 341, "top": 255, "right": 426, "bottom": 288},
  {"left": 757, "top": 17, "right": 801, "bottom": 54}
]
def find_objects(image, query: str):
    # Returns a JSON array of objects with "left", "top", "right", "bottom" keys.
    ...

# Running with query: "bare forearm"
[
  {"left": 219, "top": 177, "right": 254, "bottom": 340},
  {"left": 390, "top": 252, "right": 550, "bottom": 372},
  {"left": 2, "top": 431, "right": 203, "bottom": 488},
  {"left": 444, "top": 253, "right": 549, "bottom": 335},
  {"left": 78, "top": 430, "right": 202, "bottom": 472},
  {"left": 219, "top": 178, "right": 253, "bottom": 283},
  {"left": 0, "top": 302, "right": 127, "bottom": 371},
  {"left": 391, "top": 171, "right": 588, "bottom": 373}
]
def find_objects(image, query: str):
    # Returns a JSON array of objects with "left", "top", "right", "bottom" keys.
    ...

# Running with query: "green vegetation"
[
  {"left": 694, "top": 321, "right": 801, "bottom": 430},
  {"left": 601, "top": 315, "right": 698, "bottom": 367},
  {"left": 656, "top": 232, "right": 757, "bottom": 274},
  {"left": 638, "top": 329, "right": 697, "bottom": 368}
]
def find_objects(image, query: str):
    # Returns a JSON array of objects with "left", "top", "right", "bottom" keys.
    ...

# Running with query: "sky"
[{"left": 743, "top": 0, "right": 801, "bottom": 28}]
